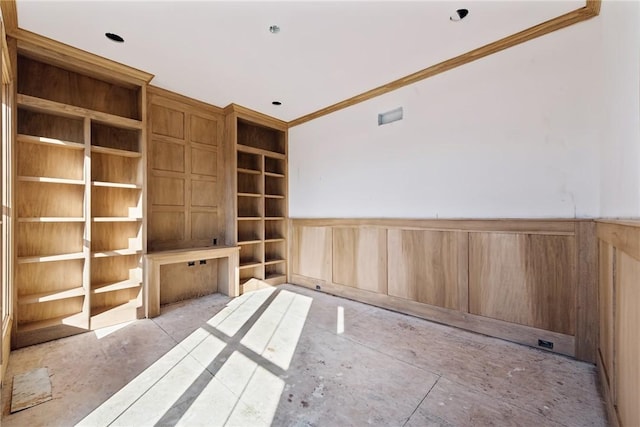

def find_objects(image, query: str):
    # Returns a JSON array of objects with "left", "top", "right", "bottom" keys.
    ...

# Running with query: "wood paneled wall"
[
  {"left": 147, "top": 87, "right": 226, "bottom": 251},
  {"left": 597, "top": 221, "right": 640, "bottom": 427},
  {"left": 289, "top": 219, "right": 597, "bottom": 361}
]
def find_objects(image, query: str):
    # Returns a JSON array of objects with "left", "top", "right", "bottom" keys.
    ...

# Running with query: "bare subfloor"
[{"left": 1, "top": 284, "right": 607, "bottom": 427}]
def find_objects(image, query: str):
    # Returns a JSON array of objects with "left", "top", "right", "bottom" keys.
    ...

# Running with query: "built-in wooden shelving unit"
[
  {"left": 225, "top": 106, "right": 288, "bottom": 292},
  {"left": 14, "top": 53, "right": 146, "bottom": 347}
]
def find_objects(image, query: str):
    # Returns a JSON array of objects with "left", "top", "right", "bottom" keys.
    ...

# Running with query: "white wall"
[
  {"left": 599, "top": 0, "right": 640, "bottom": 218},
  {"left": 289, "top": 8, "right": 606, "bottom": 219}
]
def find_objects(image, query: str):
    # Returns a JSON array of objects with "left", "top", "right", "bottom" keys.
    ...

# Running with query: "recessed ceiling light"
[
  {"left": 269, "top": 25, "right": 280, "bottom": 34},
  {"left": 272, "top": 101, "right": 282, "bottom": 106},
  {"left": 450, "top": 9, "right": 469, "bottom": 22},
  {"left": 105, "top": 32, "right": 124, "bottom": 43}
]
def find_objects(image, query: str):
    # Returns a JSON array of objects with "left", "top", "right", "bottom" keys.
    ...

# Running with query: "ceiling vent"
[{"left": 378, "top": 107, "right": 403, "bottom": 126}]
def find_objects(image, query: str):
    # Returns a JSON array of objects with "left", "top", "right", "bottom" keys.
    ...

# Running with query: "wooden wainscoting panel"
[
  {"left": 190, "top": 114, "right": 219, "bottom": 147},
  {"left": 191, "top": 147, "right": 217, "bottom": 177},
  {"left": 289, "top": 218, "right": 587, "bottom": 358},
  {"left": 332, "top": 227, "right": 387, "bottom": 294},
  {"left": 575, "top": 221, "right": 598, "bottom": 362},
  {"left": 150, "top": 176, "right": 184, "bottom": 206},
  {"left": 598, "top": 242, "right": 614, "bottom": 392},
  {"left": 191, "top": 211, "right": 218, "bottom": 241},
  {"left": 615, "top": 252, "right": 640, "bottom": 427},
  {"left": 151, "top": 140, "right": 184, "bottom": 173},
  {"left": 388, "top": 229, "right": 459, "bottom": 310},
  {"left": 456, "top": 232, "right": 470, "bottom": 312},
  {"left": 469, "top": 233, "right": 576, "bottom": 335},
  {"left": 191, "top": 179, "right": 217, "bottom": 207},
  {"left": 291, "top": 226, "right": 332, "bottom": 281},
  {"left": 150, "top": 104, "right": 184, "bottom": 139},
  {"left": 469, "top": 233, "right": 528, "bottom": 325},
  {"left": 528, "top": 234, "right": 576, "bottom": 335},
  {"left": 148, "top": 211, "right": 185, "bottom": 244}
]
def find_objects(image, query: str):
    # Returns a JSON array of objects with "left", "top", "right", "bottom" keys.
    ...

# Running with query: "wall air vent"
[{"left": 378, "top": 107, "right": 403, "bottom": 126}]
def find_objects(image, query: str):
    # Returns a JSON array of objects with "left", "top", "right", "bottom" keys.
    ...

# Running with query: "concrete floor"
[{"left": 1, "top": 284, "right": 607, "bottom": 427}]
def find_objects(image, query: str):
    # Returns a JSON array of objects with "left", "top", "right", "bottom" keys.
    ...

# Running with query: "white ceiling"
[{"left": 16, "top": 1, "right": 584, "bottom": 122}]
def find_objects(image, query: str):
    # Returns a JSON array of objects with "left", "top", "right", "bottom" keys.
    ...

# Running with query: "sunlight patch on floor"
[
  {"left": 241, "top": 291, "right": 312, "bottom": 370},
  {"left": 337, "top": 306, "right": 345, "bottom": 334},
  {"left": 94, "top": 321, "right": 135, "bottom": 340},
  {"left": 77, "top": 286, "right": 312, "bottom": 427}
]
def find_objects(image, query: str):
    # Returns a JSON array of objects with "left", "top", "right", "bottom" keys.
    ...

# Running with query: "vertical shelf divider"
[{"left": 82, "top": 117, "right": 91, "bottom": 329}]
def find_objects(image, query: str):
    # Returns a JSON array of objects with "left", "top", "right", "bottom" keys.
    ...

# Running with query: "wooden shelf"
[
  {"left": 18, "top": 252, "right": 85, "bottom": 264},
  {"left": 237, "top": 168, "right": 261, "bottom": 175},
  {"left": 264, "top": 238, "right": 285, "bottom": 243},
  {"left": 18, "top": 133, "right": 85, "bottom": 150},
  {"left": 18, "top": 94, "right": 143, "bottom": 130},
  {"left": 91, "top": 249, "right": 142, "bottom": 258},
  {"left": 265, "top": 258, "right": 286, "bottom": 266},
  {"left": 238, "top": 240, "right": 263, "bottom": 245},
  {"left": 91, "top": 299, "right": 139, "bottom": 317},
  {"left": 237, "top": 143, "right": 286, "bottom": 159},
  {"left": 92, "top": 217, "right": 142, "bottom": 222},
  {"left": 239, "top": 261, "right": 262, "bottom": 269},
  {"left": 265, "top": 273, "right": 287, "bottom": 281},
  {"left": 91, "top": 145, "right": 142, "bottom": 158},
  {"left": 18, "top": 217, "right": 85, "bottom": 223},
  {"left": 265, "top": 194, "right": 285, "bottom": 199},
  {"left": 92, "top": 280, "right": 141, "bottom": 294},
  {"left": 238, "top": 192, "right": 262, "bottom": 198},
  {"left": 18, "top": 312, "right": 85, "bottom": 333},
  {"left": 265, "top": 217, "right": 286, "bottom": 220},
  {"left": 18, "top": 176, "right": 85, "bottom": 186},
  {"left": 19, "top": 287, "right": 85, "bottom": 305},
  {"left": 92, "top": 181, "right": 142, "bottom": 189},
  {"left": 264, "top": 172, "right": 285, "bottom": 178},
  {"left": 237, "top": 217, "right": 262, "bottom": 221}
]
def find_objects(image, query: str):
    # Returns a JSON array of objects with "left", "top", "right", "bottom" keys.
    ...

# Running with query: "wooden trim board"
[
  {"left": 289, "top": 1, "right": 601, "bottom": 127},
  {"left": 14, "top": 29, "right": 153, "bottom": 86},
  {"left": 2, "top": 0, "right": 601, "bottom": 130},
  {"left": 1, "top": 315, "right": 11, "bottom": 385},
  {"left": 597, "top": 220, "right": 640, "bottom": 262},
  {"left": 575, "top": 221, "right": 598, "bottom": 363},
  {"left": 149, "top": 86, "right": 223, "bottom": 115},
  {"left": 598, "top": 350, "right": 620, "bottom": 427},
  {"left": 289, "top": 218, "right": 578, "bottom": 234},
  {"left": 0, "top": 0, "right": 18, "bottom": 36},
  {"left": 224, "top": 104, "right": 288, "bottom": 131}
]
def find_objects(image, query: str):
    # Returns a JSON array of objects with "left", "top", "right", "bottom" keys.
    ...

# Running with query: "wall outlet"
[{"left": 538, "top": 339, "right": 554, "bottom": 349}]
